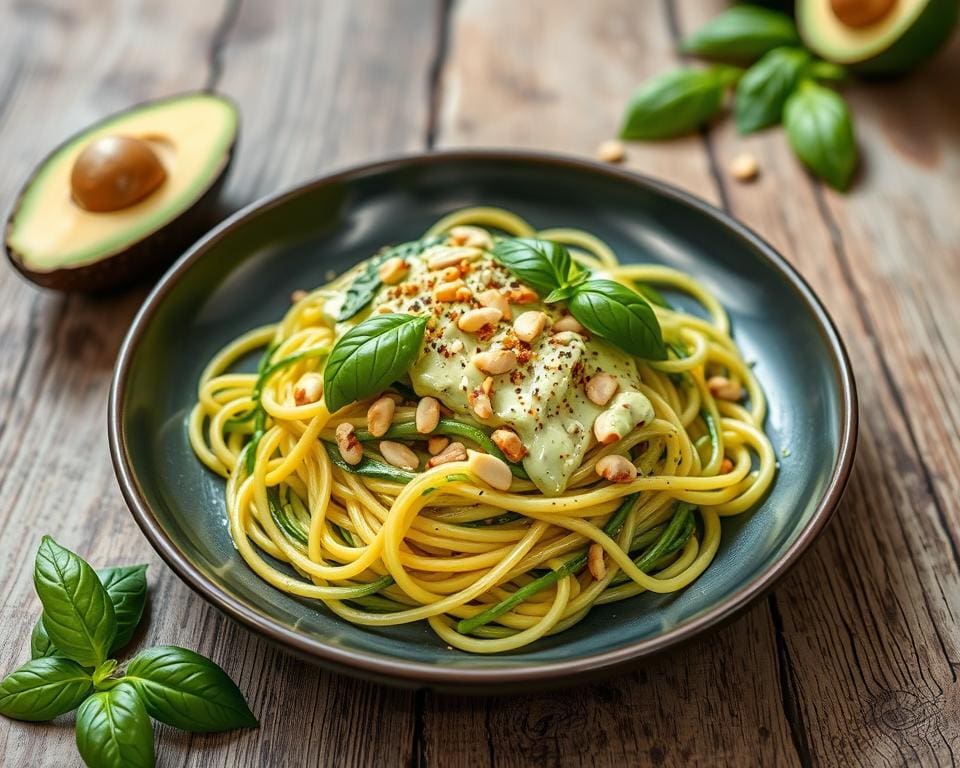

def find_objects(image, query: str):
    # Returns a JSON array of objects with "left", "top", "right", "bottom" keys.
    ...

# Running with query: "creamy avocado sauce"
[{"left": 324, "top": 241, "right": 654, "bottom": 495}]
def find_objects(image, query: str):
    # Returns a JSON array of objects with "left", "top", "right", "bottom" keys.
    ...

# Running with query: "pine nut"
[
  {"left": 427, "top": 436, "right": 450, "bottom": 455},
  {"left": 427, "top": 246, "right": 482, "bottom": 271},
  {"left": 588, "top": 543, "right": 607, "bottom": 580},
  {"left": 458, "top": 307, "right": 502, "bottom": 333},
  {"left": 449, "top": 225, "right": 493, "bottom": 250},
  {"left": 293, "top": 372, "right": 323, "bottom": 405},
  {"left": 335, "top": 423, "right": 363, "bottom": 465},
  {"left": 597, "top": 139, "right": 626, "bottom": 164},
  {"left": 467, "top": 449, "right": 513, "bottom": 491},
  {"left": 433, "top": 279, "right": 466, "bottom": 302},
  {"left": 472, "top": 349, "right": 517, "bottom": 375},
  {"left": 427, "top": 441, "right": 467, "bottom": 467},
  {"left": 477, "top": 289, "right": 511, "bottom": 320},
  {"left": 586, "top": 373, "right": 619, "bottom": 406},
  {"left": 506, "top": 286, "right": 538, "bottom": 304},
  {"left": 380, "top": 441, "right": 419, "bottom": 470},
  {"left": 593, "top": 411, "right": 622, "bottom": 444},
  {"left": 291, "top": 289, "right": 308, "bottom": 303},
  {"left": 730, "top": 152, "right": 759, "bottom": 183},
  {"left": 366, "top": 396, "right": 396, "bottom": 437},
  {"left": 416, "top": 396, "right": 441, "bottom": 433},
  {"left": 707, "top": 375, "right": 743, "bottom": 401},
  {"left": 481, "top": 376, "right": 494, "bottom": 396},
  {"left": 377, "top": 256, "right": 409, "bottom": 285},
  {"left": 513, "top": 311, "right": 547, "bottom": 343},
  {"left": 595, "top": 455, "right": 637, "bottom": 483},
  {"left": 720, "top": 457, "right": 734, "bottom": 474},
  {"left": 553, "top": 315, "right": 585, "bottom": 334},
  {"left": 469, "top": 390, "right": 493, "bottom": 419},
  {"left": 441, "top": 266, "right": 460, "bottom": 282},
  {"left": 455, "top": 286, "right": 473, "bottom": 302},
  {"left": 491, "top": 428, "right": 526, "bottom": 462}
]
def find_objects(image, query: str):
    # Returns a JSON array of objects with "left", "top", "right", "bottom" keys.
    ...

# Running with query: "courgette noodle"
[{"left": 188, "top": 206, "right": 776, "bottom": 654}]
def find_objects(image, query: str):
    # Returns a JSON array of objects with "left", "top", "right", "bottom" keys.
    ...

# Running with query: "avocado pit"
[
  {"left": 70, "top": 135, "right": 167, "bottom": 212},
  {"left": 830, "top": 0, "right": 897, "bottom": 27}
]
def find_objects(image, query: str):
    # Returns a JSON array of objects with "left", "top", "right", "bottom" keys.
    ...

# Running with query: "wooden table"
[{"left": 1, "top": 1, "right": 957, "bottom": 765}]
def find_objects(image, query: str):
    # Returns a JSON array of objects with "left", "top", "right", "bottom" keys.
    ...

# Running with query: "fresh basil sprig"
[
  {"left": 567, "top": 279, "right": 666, "bottom": 360},
  {"left": 323, "top": 313, "right": 428, "bottom": 412},
  {"left": 491, "top": 238, "right": 583, "bottom": 297},
  {"left": 735, "top": 47, "right": 811, "bottom": 134},
  {"left": 620, "top": 66, "right": 741, "bottom": 140},
  {"left": 682, "top": 5, "right": 800, "bottom": 61},
  {"left": 0, "top": 537, "right": 257, "bottom": 767},
  {"left": 784, "top": 80, "right": 858, "bottom": 191}
]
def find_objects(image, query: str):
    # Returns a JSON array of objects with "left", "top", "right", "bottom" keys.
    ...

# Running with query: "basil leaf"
[
  {"left": 735, "top": 47, "right": 810, "bottom": 134},
  {"left": 808, "top": 60, "right": 847, "bottom": 82},
  {"left": 568, "top": 279, "right": 666, "bottom": 360},
  {"left": 334, "top": 237, "right": 443, "bottom": 322},
  {"left": 784, "top": 80, "right": 857, "bottom": 191},
  {"left": 76, "top": 684, "right": 155, "bottom": 768},
  {"left": 30, "top": 618, "right": 57, "bottom": 659},
  {"left": 490, "top": 238, "right": 575, "bottom": 297},
  {"left": 683, "top": 5, "right": 800, "bottom": 61},
  {"left": 125, "top": 646, "right": 257, "bottom": 732},
  {"left": 34, "top": 536, "right": 116, "bottom": 668},
  {"left": 30, "top": 565, "right": 148, "bottom": 660},
  {"left": 0, "top": 657, "right": 92, "bottom": 722},
  {"left": 323, "top": 314, "right": 428, "bottom": 412},
  {"left": 620, "top": 66, "right": 741, "bottom": 140},
  {"left": 96, "top": 565, "right": 148, "bottom": 651}
]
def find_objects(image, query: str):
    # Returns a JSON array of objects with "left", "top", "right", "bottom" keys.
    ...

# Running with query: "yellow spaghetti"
[{"left": 188, "top": 207, "right": 775, "bottom": 653}]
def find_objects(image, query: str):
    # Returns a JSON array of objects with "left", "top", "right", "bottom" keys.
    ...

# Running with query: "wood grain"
[{"left": 1, "top": 0, "right": 958, "bottom": 765}]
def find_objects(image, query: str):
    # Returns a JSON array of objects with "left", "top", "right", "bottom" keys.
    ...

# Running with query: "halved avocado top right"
[{"left": 798, "top": 0, "right": 959, "bottom": 73}]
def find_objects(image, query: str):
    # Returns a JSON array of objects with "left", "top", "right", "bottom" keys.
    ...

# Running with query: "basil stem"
[
  {"left": 456, "top": 494, "right": 638, "bottom": 635},
  {"left": 462, "top": 512, "right": 523, "bottom": 528},
  {"left": 609, "top": 504, "right": 697, "bottom": 586},
  {"left": 266, "top": 488, "right": 309, "bottom": 546},
  {"left": 323, "top": 442, "right": 417, "bottom": 483}
]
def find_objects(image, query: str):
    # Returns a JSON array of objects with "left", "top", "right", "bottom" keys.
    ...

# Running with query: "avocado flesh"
[
  {"left": 799, "top": 0, "right": 959, "bottom": 73},
  {"left": 6, "top": 93, "right": 237, "bottom": 275}
]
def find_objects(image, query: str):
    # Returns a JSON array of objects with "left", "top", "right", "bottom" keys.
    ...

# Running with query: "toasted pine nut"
[
  {"left": 335, "top": 423, "right": 363, "bottom": 465},
  {"left": 593, "top": 411, "right": 622, "bottom": 445},
  {"left": 730, "top": 152, "right": 759, "bottom": 182},
  {"left": 553, "top": 315, "right": 585, "bottom": 334},
  {"left": 449, "top": 225, "right": 493, "bottom": 250},
  {"left": 477, "top": 289, "right": 511, "bottom": 320},
  {"left": 441, "top": 266, "right": 460, "bottom": 282},
  {"left": 597, "top": 139, "right": 626, "bottom": 164},
  {"left": 585, "top": 373, "right": 619, "bottom": 407},
  {"left": 469, "top": 390, "right": 493, "bottom": 419},
  {"left": 492, "top": 428, "right": 526, "bottom": 462},
  {"left": 506, "top": 286, "right": 538, "bottom": 304},
  {"left": 377, "top": 256, "right": 408, "bottom": 285},
  {"left": 455, "top": 286, "right": 473, "bottom": 302},
  {"left": 433, "top": 279, "right": 466, "bottom": 302},
  {"left": 427, "top": 436, "right": 450, "bottom": 455},
  {"left": 380, "top": 441, "right": 419, "bottom": 470},
  {"left": 427, "top": 246, "right": 482, "bottom": 271},
  {"left": 720, "top": 457, "right": 734, "bottom": 474},
  {"left": 291, "top": 289, "right": 308, "bottom": 303},
  {"left": 481, "top": 376, "right": 494, "bottom": 396},
  {"left": 458, "top": 307, "right": 502, "bottom": 333},
  {"left": 596, "top": 454, "right": 637, "bottom": 483},
  {"left": 707, "top": 375, "right": 743, "bottom": 401},
  {"left": 588, "top": 543, "right": 607, "bottom": 580},
  {"left": 467, "top": 449, "right": 513, "bottom": 490},
  {"left": 293, "top": 372, "right": 323, "bottom": 405},
  {"left": 513, "top": 310, "right": 548, "bottom": 343},
  {"left": 366, "top": 396, "right": 396, "bottom": 437},
  {"left": 472, "top": 349, "right": 517, "bottom": 375},
  {"left": 427, "top": 441, "right": 467, "bottom": 467},
  {"left": 416, "top": 396, "right": 441, "bottom": 434}
]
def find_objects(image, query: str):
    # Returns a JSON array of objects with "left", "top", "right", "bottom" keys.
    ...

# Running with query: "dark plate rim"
[{"left": 108, "top": 149, "right": 858, "bottom": 688}]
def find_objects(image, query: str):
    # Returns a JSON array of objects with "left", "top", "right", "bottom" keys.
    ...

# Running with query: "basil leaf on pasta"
[
  {"left": 490, "top": 238, "right": 575, "bottom": 297},
  {"left": 34, "top": 536, "right": 116, "bottom": 668},
  {"left": 0, "top": 657, "right": 92, "bottom": 722},
  {"left": 323, "top": 313, "right": 428, "bottom": 413},
  {"left": 75, "top": 684, "right": 155, "bottom": 768},
  {"left": 567, "top": 279, "right": 666, "bottom": 360}
]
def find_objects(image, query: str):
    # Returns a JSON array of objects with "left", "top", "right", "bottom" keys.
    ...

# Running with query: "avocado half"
[
  {"left": 799, "top": 0, "right": 959, "bottom": 74},
  {"left": 4, "top": 92, "right": 239, "bottom": 292}
]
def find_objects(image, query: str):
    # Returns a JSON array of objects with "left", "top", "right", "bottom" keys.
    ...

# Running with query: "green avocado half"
[
  {"left": 798, "top": 0, "right": 959, "bottom": 74},
  {"left": 4, "top": 92, "right": 238, "bottom": 292}
]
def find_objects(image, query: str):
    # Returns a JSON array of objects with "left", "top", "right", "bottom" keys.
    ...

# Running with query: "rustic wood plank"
[
  {"left": 0, "top": 0, "right": 438, "bottom": 765},
  {"left": 426, "top": 3, "right": 800, "bottom": 766}
]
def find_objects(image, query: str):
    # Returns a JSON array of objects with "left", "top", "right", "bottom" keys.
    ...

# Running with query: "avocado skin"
[
  {"left": 3, "top": 92, "right": 238, "bottom": 293},
  {"left": 801, "top": 0, "right": 959, "bottom": 75}
]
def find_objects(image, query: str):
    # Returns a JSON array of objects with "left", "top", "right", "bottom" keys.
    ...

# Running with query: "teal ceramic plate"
[{"left": 109, "top": 151, "right": 857, "bottom": 691}]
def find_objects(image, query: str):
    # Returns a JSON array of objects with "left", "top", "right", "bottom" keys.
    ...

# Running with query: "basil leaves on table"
[
  {"left": 682, "top": 5, "right": 800, "bottom": 61},
  {"left": 784, "top": 80, "right": 858, "bottom": 191},
  {"left": 323, "top": 313, "right": 428, "bottom": 412},
  {"left": 0, "top": 537, "right": 257, "bottom": 767},
  {"left": 735, "top": 47, "right": 811, "bottom": 134},
  {"left": 619, "top": 66, "right": 742, "bottom": 140}
]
